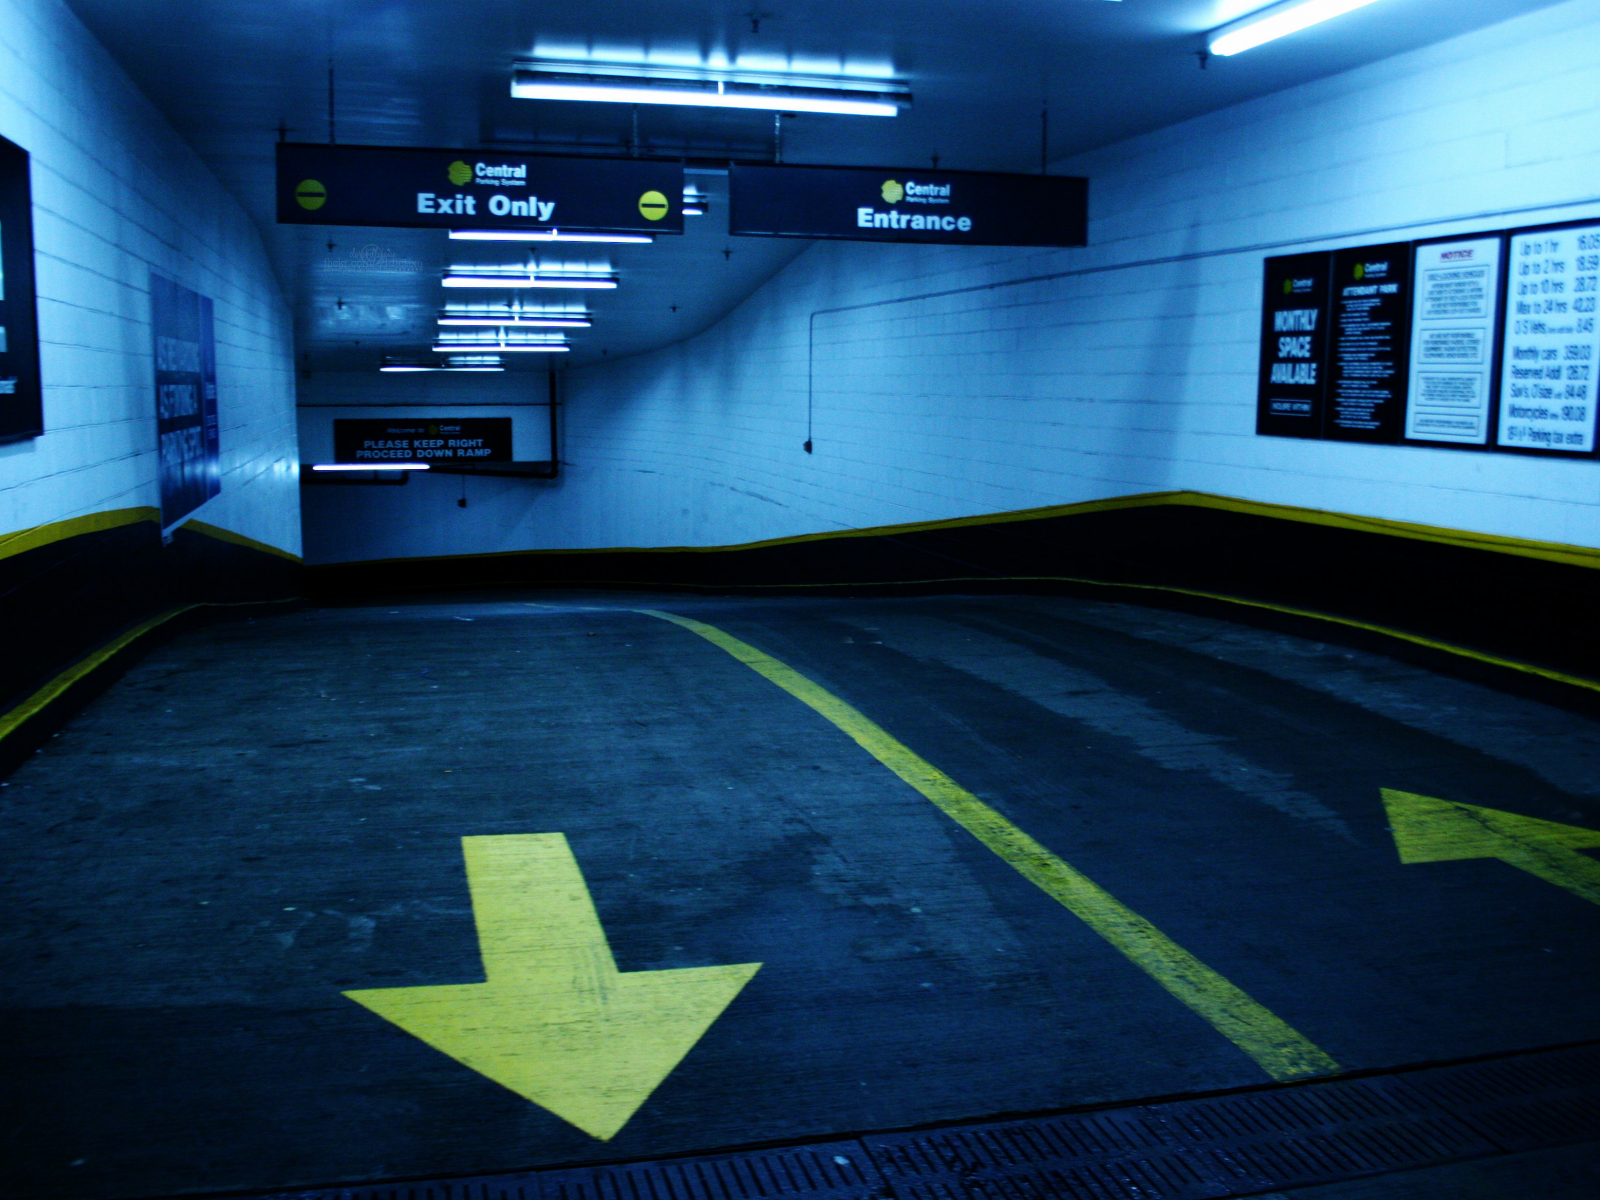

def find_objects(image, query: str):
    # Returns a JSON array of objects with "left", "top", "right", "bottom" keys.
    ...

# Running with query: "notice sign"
[
  {"left": 151, "top": 275, "right": 220, "bottom": 526},
  {"left": 1326, "top": 243, "right": 1411, "bottom": 442},
  {"left": 277, "top": 144, "right": 684, "bottom": 235},
  {"left": 728, "top": 163, "right": 1087, "bottom": 247},
  {"left": 334, "top": 418, "right": 512, "bottom": 463},
  {"left": 1256, "top": 252, "right": 1332, "bottom": 438},
  {"left": 1497, "top": 223, "right": 1600, "bottom": 453},
  {"left": 1405, "top": 236, "right": 1503, "bottom": 445},
  {"left": 0, "top": 134, "right": 41, "bottom": 444}
]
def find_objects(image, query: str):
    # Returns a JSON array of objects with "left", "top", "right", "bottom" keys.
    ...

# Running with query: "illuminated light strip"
[
  {"left": 379, "top": 364, "right": 505, "bottom": 372},
  {"left": 431, "top": 343, "right": 571, "bottom": 353},
  {"left": 438, "top": 316, "right": 591, "bottom": 328},
  {"left": 450, "top": 230, "right": 653, "bottom": 244},
  {"left": 1208, "top": 0, "right": 1384, "bottom": 55},
  {"left": 512, "top": 68, "right": 906, "bottom": 117},
  {"left": 312, "top": 463, "right": 432, "bottom": 471},
  {"left": 442, "top": 275, "right": 618, "bottom": 289}
]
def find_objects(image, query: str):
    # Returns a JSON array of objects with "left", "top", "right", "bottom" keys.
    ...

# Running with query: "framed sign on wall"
[{"left": 0, "top": 134, "right": 42, "bottom": 443}]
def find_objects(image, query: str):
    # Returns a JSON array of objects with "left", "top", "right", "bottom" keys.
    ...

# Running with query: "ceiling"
[{"left": 68, "top": 0, "right": 1566, "bottom": 377}]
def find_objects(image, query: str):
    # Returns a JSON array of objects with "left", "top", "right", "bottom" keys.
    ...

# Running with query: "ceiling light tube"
[
  {"left": 312, "top": 463, "right": 431, "bottom": 470},
  {"left": 442, "top": 275, "right": 618, "bottom": 289},
  {"left": 431, "top": 343, "right": 571, "bottom": 353},
  {"left": 1208, "top": 0, "right": 1384, "bottom": 55},
  {"left": 450, "top": 230, "right": 653, "bottom": 244},
  {"left": 438, "top": 316, "right": 591, "bottom": 328},
  {"left": 512, "top": 64, "right": 909, "bottom": 117}
]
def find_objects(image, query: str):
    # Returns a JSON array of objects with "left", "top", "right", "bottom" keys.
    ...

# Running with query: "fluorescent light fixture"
[
  {"left": 512, "top": 62, "right": 909, "bottom": 117},
  {"left": 682, "top": 205, "right": 707, "bottom": 216},
  {"left": 431, "top": 342, "right": 571, "bottom": 353},
  {"left": 450, "top": 229, "right": 653, "bottom": 244},
  {"left": 443, "top": 273, "right": 618, "bottom": 289},
  {"left": 438, "top": 315, "right": 591, "bottom": 328},
  {"left": 312, "top": 463, "right": 431, "bottom": 471},
  {"left": 1208, "top": 0, "right": 1383, "bottom": 55}
]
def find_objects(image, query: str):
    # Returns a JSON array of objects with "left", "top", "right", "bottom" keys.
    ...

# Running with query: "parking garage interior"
[{"left": 4, "top": 1, "right": 1600, "bottom": 1198}]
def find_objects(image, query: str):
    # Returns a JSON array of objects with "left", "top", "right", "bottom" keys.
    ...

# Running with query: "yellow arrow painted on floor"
[
  {"left": 343, "top": 833, "right": 761, "bottom": 1141},
  {"left": 1381, "top": 788, "right": 1600, "bottom": 906}
]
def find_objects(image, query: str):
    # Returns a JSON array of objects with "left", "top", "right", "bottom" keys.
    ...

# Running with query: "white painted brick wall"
[
  {"left": 0, "top": 0, "right": 299, "bottom": 555},
  {"left": 304, "top": 0, "right": 1600, "bottom": 564}
]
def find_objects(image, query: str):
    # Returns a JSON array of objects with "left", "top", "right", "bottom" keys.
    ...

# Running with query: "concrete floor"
[{"left": 3, "top": 592, "right": 1599, "bottom": 1198}]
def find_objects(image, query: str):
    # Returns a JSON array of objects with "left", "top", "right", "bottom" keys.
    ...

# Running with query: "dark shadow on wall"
[
  {"left": 0, "top": 514, "right": 301, "bottom": 776},
  {"left": 306, "top": 492, "right": 1600, "bottom": 713}
]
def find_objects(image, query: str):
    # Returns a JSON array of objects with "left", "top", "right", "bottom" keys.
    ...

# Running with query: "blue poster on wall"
[{"left": 150, "top": 274, "right": 219, "bottom": 526}]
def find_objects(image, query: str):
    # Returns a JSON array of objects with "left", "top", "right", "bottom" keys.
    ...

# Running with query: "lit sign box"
[
  {"left": 276, "top": 143, "right": 684, "bottom": 235},
  {"left": 334, "top": 418, "right": 513, "bottom": 463},
  {"left": 0, "top": 134, "right": 42, "bottom": 444},
  {"left": 729, "top": 164, "right": 1087, "bottom": 247}
]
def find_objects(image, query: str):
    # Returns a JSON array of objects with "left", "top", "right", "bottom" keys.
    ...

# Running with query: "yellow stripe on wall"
[{"left": 0, "top": 508, "right": 159, "bottom": 564}]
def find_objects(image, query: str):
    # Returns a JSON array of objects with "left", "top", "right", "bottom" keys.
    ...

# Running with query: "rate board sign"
[
  {"left": 277, "top": 144, "right": 684, "bottom": 234},
  {"left": 729, "top": 164, "right": 1087, "bottom": 247},
  {"left": 334, "top": 417, "right": 513, "bottom": 463}
]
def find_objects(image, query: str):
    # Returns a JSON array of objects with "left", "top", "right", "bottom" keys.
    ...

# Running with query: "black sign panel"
[
  {"left": 728, "top": 164, "right": 1087, "bottom": 247},
  {"left": 151, "top": 275, "right": 220, "bottom": 525},
  {"left": 0, "top": 135, "right": 42, "bottom": 444},
  {"left": 1256, "top": 252, "right": 1332, "bottom": 438},
  {"left": 334, "top": 418, "right": 512, "bottom": 463},
  {"left": 1326, "top": 243, "right": 1412, "bottom": 442},
  {"left": 277, "top": 144, "right": 683, "bottom": 234}
]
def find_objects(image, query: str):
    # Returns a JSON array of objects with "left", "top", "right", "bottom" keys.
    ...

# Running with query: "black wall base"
[
  {"left": 305, "top": 495, "right": 1600, "bottom": 709},
  {"left": 0, "top": 513, "right": 302, "bottom": 776}
]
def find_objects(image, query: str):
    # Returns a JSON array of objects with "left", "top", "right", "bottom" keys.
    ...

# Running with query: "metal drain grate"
[{"left": 228, "top": 1044, "right": 1600, "bottom": 1200}]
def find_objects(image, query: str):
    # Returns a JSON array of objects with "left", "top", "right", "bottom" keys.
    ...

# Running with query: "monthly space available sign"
[
  {"left": 1405, "top": 236, "right": 1504, "bottom": 445},
  {"left": 334, "top": 418, "right": 512, "bottom": 463},
  {"left": 728, "top": 163, "right": 1087, "bottom": 247},
  {"left": 1497, "top": 223, "right": 1600, "bottom": 453},
  {"left": 1256, "top": 252, "right": 1332, "bottom": 438},
  {"left": 150, "top": 275, "right": 220, "bottom": 526},
  {"left": 276, "top": 144, "right": 684, "bottom": 235}
]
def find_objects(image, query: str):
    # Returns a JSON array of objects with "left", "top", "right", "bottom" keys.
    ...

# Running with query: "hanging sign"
[
  {"left": 1256, "top": 252, "right": 1332, "bottom": 438},
  {"left": 1496, "top": 222, "right": 1600, "bottom": 454},
  {"left": 1404, "top": 236, "right": 1504, "bottom": 445},
  {"left": 0, "top": 134, "right": 42, "bottom": 444},
  {"left": 151, "top": 275, "right": 220, "bottom": 525},
  {"left": 276, "top": 144, "right": 684, "bottom": 234},
  {"left": 1325, "top": 243, "right": 1411, "bottom": 442},
  {"left": 728, "top": 164, "right": 1087, "bottom": 247},
  {"left": 334, "top": 417, "right": 513, "bottom": 463}
]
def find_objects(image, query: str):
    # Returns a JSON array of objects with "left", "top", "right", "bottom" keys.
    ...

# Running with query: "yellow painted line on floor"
[
  {"left": 1383, "top": 788, "right": 1600, "bottom": 907},
  {"left": 639, "top": 608, "right": 1339, "bottom": 1082},
  {"left": 345, "top": 833, "right": 761, "bottom": 1141}
]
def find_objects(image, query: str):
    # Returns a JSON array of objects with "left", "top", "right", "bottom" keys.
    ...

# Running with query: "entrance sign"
[
  {"left": 728, "top": 164, "right": 1087, "bottom": 247},
  {"left": 1405, "top": 236, "right": 1504, "bottom": 445},
  {"left": 334, "top": 417, "right": 512, "bottom": 463},
  {"left": 151, "top": 275, "right": 220, "bottom": 526},
  {"left": 0, "top": 135, "right": 41, "bottom": 444},
  {"left": 1256, "top": 252, "right": 1332, "bottom": 438},
  {"left": 276, "top": 144, "right": 684, "bottom": 234},
  {"left": 1497, "top": 222, "right": 1600, "bottom": 454},
  {"left": 1326, "top": 243, "right": 1411, "bottom": 443}
]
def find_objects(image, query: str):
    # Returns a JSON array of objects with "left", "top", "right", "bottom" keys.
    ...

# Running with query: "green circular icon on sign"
[
  {"left": 295, "top": 179, "right": 327, "bottom": 210},
  {"left": 638, "top": 190, "right": 669, "bottom": 221},
  {"left": 448, "top": 160, "right": 473, "bottom": 186},
  {"left": 881, "top": 179, "right": 904, "bottom": 203}
]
